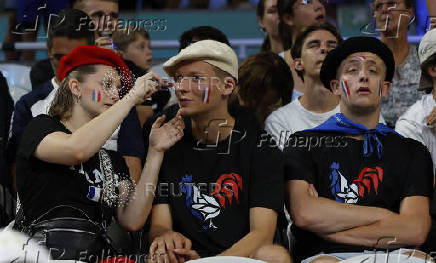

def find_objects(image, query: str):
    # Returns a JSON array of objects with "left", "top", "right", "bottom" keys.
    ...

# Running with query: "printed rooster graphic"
[
  {"left": 330, "top": 162, "right": 383, "bottom": 204},
  {"left": 179, "top": 173, "right": 243, "bottom": 231}
]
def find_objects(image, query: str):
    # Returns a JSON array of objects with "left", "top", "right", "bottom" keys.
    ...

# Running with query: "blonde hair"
[
  {"left": 113, "top": 26, "right": 150, "bottom": 52},
  {"left": 49, "top": 65, "right": 97, "bottom": 120}
]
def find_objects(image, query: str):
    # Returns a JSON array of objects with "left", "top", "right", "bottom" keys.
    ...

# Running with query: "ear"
[
  {"left": 282, "top": 14, "right": 294, "bottom": 27},
  {"left": 222, "top": 77, "right": 236, "bottom": 96},
  {"left": 257, "top": 16, "right": 265, "bottom": 29},
  {"left": 330, "top": 80, "right": 341, "bottom": 96},
  {"left": 381, "top": 81, "right": 391, "bottom": 98},
  {"left": 69, "top": 78, "right": 82, "bottom": 98},
  {"left": 427, "top": 65, "right": 436, "bottom": 78},
  {"left": 294, "top": 58, "right": 304, "bottom": 72}
]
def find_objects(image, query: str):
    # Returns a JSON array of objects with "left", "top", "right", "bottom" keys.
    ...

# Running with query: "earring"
[{"left": 259, "top": 27, "right": 267, "bottom": 36}]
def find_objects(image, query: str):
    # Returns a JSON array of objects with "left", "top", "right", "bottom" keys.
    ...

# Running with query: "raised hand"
[
  {"left": 128, "top": 72, "right": 164, "bottom": 105},
  {"left": 149, "top": 113, "right": 185, "bottom": 152}
]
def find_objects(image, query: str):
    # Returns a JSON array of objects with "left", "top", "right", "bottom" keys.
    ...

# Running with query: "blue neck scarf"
[{"left": 306, "top": 113, "right": 400, "bottom": 159}]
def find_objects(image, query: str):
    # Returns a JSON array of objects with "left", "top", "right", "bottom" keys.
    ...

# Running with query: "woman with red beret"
[{"left": 14, "top": 45, "right": 184, "bottom": 261}]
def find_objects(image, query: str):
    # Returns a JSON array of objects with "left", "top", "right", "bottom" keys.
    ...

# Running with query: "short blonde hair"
[{"left": 113, "top": 26, "right": 150, "bottom": 52}]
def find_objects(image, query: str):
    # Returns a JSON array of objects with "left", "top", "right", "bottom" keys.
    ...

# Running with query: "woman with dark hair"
[
  {"left": 15, "top": 45, "right": 184, "bottom": 261},
  {"left": 277, "top": 0, "right": 327, "bottom": 100},
  {"left": 257, "top": 0, "right": 284, "bottom": 54},
  {"left": 236, "top": 51, "right": 293, "bottom": 127}
]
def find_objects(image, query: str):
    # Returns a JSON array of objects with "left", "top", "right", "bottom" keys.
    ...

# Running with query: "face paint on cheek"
[
  {"left": 341, "top": 80, "right": 351, "bottom": 100},
  {"left": 378, "top": 81, "right": 382, "bottom": 98},
  {"left": 202, "top": 86, "right": 210, "bottom": 104},
  {"left": 92, "top": 90, "right": 101, "bottom": 102}
]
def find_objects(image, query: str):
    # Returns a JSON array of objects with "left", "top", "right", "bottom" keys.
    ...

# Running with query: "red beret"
[{"left": 57, "top": 45, "right": 132, "bottom": 93}]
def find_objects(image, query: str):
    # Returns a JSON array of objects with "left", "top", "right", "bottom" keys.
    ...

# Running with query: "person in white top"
[
  {"left": 265, "top": 23, "right": 342, "bottom": 150},
  {"left": 396, "top": 28, "right": 436, "bottom": 173}
]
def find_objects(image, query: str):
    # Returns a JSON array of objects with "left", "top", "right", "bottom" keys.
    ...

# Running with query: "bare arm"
[
  {"left": 288, "top": 180, "right": 394, "bottom": 234},
  {"left": 124, "top": 156, "right": 142, "bottom": 183},
  {"left": 149, "top": 204, "right": 192, "bottom": 263},
  {"left": 34, "top": 72, "right": 162, "bottom": 166},
  {"left": 117, "top": 114, "right": 185, "bottom": 231},
  {"left": 218, "top": 207, "right": 277, "bottom": 257},
  {"left": 321, "top": 196, "right": 431, "bottom": 248}
]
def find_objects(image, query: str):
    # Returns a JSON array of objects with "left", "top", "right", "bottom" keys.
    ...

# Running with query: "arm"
[
  {"left": 123, "top": 156, "right": 142, "bottom": 183},
  {"left": 288, "top": 180, "right": 394, "bottom": 234},
  {"left": 322, "top": 196, "right": 431, "bottom": 248},
  {"left": 117, "top": 114, "right": 185, "bottom": 231},
  {"left": 218, "top": 207, "right": 277, "bottom": 257},
  {"left": 34, "top": 72, "right": 161, "bottom": 166},
  {"left": 149, "top": 204, "right": 192, "bottom": 263}
]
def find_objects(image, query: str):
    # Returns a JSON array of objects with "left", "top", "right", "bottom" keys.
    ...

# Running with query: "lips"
[
  {"left": 179, "top": 98, "right": 192, "bottom": 106},
  {"left": 357, "top": 87, "right": 371, "bottom": 95},
  {"left": 315, "top": 14, "right": 325, "bottom": 22}
]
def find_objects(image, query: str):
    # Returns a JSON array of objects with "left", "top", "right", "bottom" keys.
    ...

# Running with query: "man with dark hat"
[{"left": 285, "top": 36, "right": 433, "bottom": 263}]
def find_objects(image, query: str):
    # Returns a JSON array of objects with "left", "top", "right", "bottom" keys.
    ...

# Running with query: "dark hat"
[
  {"left": 58, "top": 45, "right": 132, "bottom": 94},
  {"left": 320, "top": 36, "right": 395, "bottom": 90}
]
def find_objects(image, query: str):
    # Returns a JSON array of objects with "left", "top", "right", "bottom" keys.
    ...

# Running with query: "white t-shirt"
[
  {"left": 265, "top": 98, "right": 340, "bottom": 150},
  {"left": 396, "top": 93, "right": 436, "bottom": 173}
]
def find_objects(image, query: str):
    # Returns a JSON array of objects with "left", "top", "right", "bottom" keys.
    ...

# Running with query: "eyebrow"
[{"left": 347, "top": 58, "right": 378, "bottom": 65}]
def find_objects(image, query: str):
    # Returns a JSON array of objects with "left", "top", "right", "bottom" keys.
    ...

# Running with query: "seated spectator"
[
  {"left": 277, "top": 0, "right": 327, "bottom": 101},
  {"left": 396, "top": 29, "right": 436, "bottom": 252},
  {"left": 9, "top": 9, "right": 145, "bottom": 183},
  {"left": 369, "top": 0, "right": 423, "bottom": 127},
  {"left": 265, "top": 23, "right": 342, "bottom": 150},
  {"left": 257, "top": 0, "right": 283, "bottom": 54},
  {"left": 396, "top": 28, "right": 436, "bottom": 173},
  {"left": 285, "top": 37, "right": 433, "bottom": 263},
  {"left": 1, "top": 72, "right": 14, "bottom": 227},
  {"left": 72, "top": 0, "right": 119, "bottom": 50},
  {"left": 235, "top": 51, "right": 293, "bottom": 127},
  {"left": 14, "top": 45, "right": 183, "bottom": 261},
  {"left": 113, "top": 27, "right": 170, "bottom": 126},
  {"left": 148, "top": 40, "right": 289, "bottom": 263},
  {"left": 148, "top": 25, "right": 231, "bottom": 109}
]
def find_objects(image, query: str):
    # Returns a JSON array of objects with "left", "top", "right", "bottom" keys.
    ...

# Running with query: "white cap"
[
  {"left": 418, "top": 28, "right": 436, "bottom": 91},
  {"left": 163, "top": 40, "right": 238, "bottom": 80}
]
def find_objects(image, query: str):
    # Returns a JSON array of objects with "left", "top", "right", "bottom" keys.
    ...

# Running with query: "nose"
[
  {"left": 359, "top": 69, "right": 369, "bottom": 83},
  {"left": 175, "top": 77, "right": 190, "bottom": 94},
  {"left": 320, "top": 41, "right": 328, "bottom": 54}
]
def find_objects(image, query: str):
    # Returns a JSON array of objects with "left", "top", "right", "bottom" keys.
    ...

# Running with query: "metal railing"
[{"left": 0, "top": 36, "right": 423, "bottom": 59}]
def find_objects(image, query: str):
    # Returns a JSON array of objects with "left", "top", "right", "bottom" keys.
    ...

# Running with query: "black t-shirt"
[
  {"left": 284, "top": 131, "right": 433, "bottom": 259},
  {"left": 154, "top": 107, "right": 284, "bottom": 257},
  {"left": 16, "top": 115, "right": 131, "bottom": 226}
]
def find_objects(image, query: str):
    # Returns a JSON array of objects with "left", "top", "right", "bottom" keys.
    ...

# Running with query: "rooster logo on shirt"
[
  {"left": 330, "top": 162, "right": 383, "bottom": 204},
  {"left": 179, "top": 173, "right": 243, "bottom": 231}
]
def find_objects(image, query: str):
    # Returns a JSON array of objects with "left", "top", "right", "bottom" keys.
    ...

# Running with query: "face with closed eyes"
[{"left": 331, "top": 52, "right": 390, "bottom": 112}]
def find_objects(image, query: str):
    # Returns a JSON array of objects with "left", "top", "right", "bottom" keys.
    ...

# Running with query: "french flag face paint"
[
  {"left": 202, "top": 86, "right": 210, "bottom": 104},
  {"left": 92, "top": 90, "right": 101, "bottom": 102},
  {"left": 87, "top": 186, "right": 102, "bottom": 202},
  {"left": 355, "top": 56, "right": 366, "bottom": 61},
  {"left": 301, "top": 0, "right": 309, "bottom": 4},
  {"left": 341, "top": 80, "right": 351, "bottom": 100},
  {"left": 378, "top": 81, "right": 382, "bottom": 98}
]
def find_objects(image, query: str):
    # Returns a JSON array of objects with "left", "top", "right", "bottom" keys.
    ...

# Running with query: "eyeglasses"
[{"left": 50, "top": 53, "right": 66, "bottom": 61}]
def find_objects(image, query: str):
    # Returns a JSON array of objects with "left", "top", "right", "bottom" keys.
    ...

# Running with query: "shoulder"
[
  {"left": 266, "top": 100, "right": 299, "bottom": 123},
  {"left": 16, "top": 81, "right": 53, "bottom": 108},
  {"left": 397, "top": 95, "right": 428, "bottom": 124}
]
